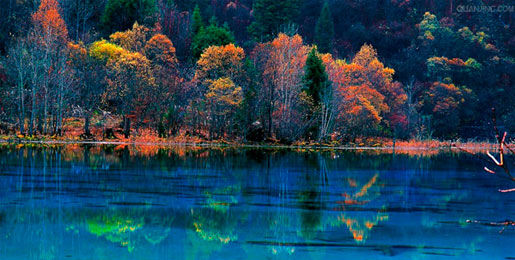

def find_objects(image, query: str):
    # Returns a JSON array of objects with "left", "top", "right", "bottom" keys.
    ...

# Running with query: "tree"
[
  {"left": 191, "top": 44, "right": 245, "bottom": 136},
  {"left": 191, "top": 4, "right": 203, "bottom": 36},
  {"left": 32, "top": 0, "right": 69, "bottom": 43},
  {"left": 322, "top": 54, "right": 389, "bottom": 138},
  {"left": 109, "top": 22, "right": 151, "bottom": 53},
  {"left": 314, "top": 1, "right": 334, "bottom": 54},
  {"left": 352, "top": 44, "right": 407, "bottom": 134},
  {"left": 419, "top": 80, "right": 471, "bottom": 138},
  {"left": 101, "top": 0, "right": 157, "bottom": 35},
  {"left": 195, "top": 44, "right": 245, "bottom": 85},
  {"left": 248, "top": 0, "right": 302, "bottom": 41},
  {"left": 303, "top": 48, "right": 328, "bottom": 107},
  {"left": 69, "top": 42, "right": 107, "bottom": 137},
  {"left": 144, "top": 33, "right": 182, "bottom": 135},
  {"left": 28, "top": 0, "right": 72, "bottom": 136},
  {"left": 205, "top": 77, "right": 243, "bottom": 138},
  {"left": 302, "top": 47, "right": 331, "bottom": 140},
  {"left": 104, "top": 52, "right": 156, "bottom": 138},
  {"left": 259, "top": 33, "right": 309, "bottom": 141},
  {"left": 5, "top": 39, "right": 29, "bottom": 134},
  {"left": 191, "top": 23, "right": 234, "bottom": 59}
]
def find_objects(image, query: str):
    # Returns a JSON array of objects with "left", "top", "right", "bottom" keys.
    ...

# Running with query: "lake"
[{"left": 0, "top": 144, "right": 513, "bottom": 259}]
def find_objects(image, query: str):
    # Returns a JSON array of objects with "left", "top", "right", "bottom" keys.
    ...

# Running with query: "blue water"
[{"left": 0, "top": 144, "right": 513, "bottom": 259}]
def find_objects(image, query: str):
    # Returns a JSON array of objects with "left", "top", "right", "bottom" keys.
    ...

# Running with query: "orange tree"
[
  {"left": 256, "top": 33, "right": 309, "bottom": 142},
  {"left": 144, "top": 33, "right": 182, "bottom": 136}
]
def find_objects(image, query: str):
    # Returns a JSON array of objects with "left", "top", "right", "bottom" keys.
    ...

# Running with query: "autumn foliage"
[
  {"left": 31, "top": 0, "right": 69, "bottom": 43},
  {"left": 1, "top": 1, "right": 511, "bottom": 144}
]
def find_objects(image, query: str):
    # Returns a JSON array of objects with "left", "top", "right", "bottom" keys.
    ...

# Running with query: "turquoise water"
[{"left": 0, "top": 144, "right": 513, "bottom": 259}]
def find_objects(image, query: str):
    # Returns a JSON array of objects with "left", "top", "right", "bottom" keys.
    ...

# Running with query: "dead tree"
[
  {"left": 482, "top": 108, "right": 515, "bottom": 193},
  {"left": 457, "top": 108, "right": 514, "bottom": 232}
]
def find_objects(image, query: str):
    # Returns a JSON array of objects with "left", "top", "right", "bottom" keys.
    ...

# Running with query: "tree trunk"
[
  {"left": 124, "top": 115, "right": 131, "bottom": 138},
  {"left": 43, "top": 88, "right": 48, "bottom": 135},
  {"left": 84, "top": 114, "right": 91, "bottom": 136},
  {"left": 29, "top": 85, "right": 36, "bottom": 136},
  {"left": 18, "top": 82, "right": 25, "bottom": 134}
]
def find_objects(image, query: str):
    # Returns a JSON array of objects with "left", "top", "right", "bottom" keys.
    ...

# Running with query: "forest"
[{"left": 0, "top": 0, "right": 513, "bottom": 144}]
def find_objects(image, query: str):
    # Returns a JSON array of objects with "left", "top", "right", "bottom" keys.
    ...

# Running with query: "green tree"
[
  {"left": 303, "top": 48, "right": 328, "bottom": 106},
  {"left": 101, "top": 0, "right": 157, "bottom": 35},
  {"left": 302, "top": 47, "right": 330, "bottom": 140},
  {"left": 191, "top": 24, "right": 234, "bottom": 59},
  {"left": 314, "top": 1, "right": 334, "bottom": 54},
  {"left": 248, "top": 0, "right": 302, "bottom": 41},
  {"left": 191, "top": 4, "right": 203, "bottom": 36}
]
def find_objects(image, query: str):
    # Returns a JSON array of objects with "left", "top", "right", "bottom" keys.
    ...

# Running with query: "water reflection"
[{"left": 0, "top": 144, "right": 513, "bottom": 259}]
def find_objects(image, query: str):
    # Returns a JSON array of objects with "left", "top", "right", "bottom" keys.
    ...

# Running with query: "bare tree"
[{"left": 5, "top": 39, "right": 30, "bottom": 134}]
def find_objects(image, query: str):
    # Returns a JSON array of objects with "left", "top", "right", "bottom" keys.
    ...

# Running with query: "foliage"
[
  {"left": 191, "top": 4, "right": 204, "bottom": 36},
  {"left": 104, "top": 51, "right": 156, "bottom": 136},
  {"left": 195, "top": 44, "right": 245, "bottom": 85},
  {"left": 191, "top": 23, "right": 235, "bottom": 59},
  {"left": 206, "top": 78, "right": 242, "bottom": 113},
  {"left": 260, "top": 33, "right": 309, "bottom": 141},
  {"left": 0, "top": 1, "right": 513, "bottom": 142},
  {"left": 89, "top": 40, "right": 128, "bottom": 62},
  {"left": 109, "top": 22, "right": 152, "bottom": 53},
  {"left": 31, "top": 0, "right": 69, "bottom": 43}
]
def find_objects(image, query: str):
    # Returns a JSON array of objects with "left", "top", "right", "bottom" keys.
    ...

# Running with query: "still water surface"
[{"left": 0, "top": 144, "right": 513, "bottom": 259}]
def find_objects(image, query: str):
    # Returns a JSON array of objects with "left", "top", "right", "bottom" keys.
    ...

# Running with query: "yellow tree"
[
  {"left": 89, "top": 40, "right": 127, "bottom": 61},
  {"left": 195, "top": 44, "right": 245, "bottom": 85},
  {"left": 104, "top": 51, "right": 156, "bottom": 138},
  {"left": 205, "top": 77, "right": 243, "bottom": 138},
  {"left": 191, "top": 44, "right": 245, "bottom": 136}
]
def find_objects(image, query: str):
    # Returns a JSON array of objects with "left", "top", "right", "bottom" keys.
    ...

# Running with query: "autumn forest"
[{"left": 0, "top": 0, "right": 513, "bottom": 144}]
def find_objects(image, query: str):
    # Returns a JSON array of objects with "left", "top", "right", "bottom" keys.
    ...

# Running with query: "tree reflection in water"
[
  {"left": 334, "top": 172, "right": 389, "bottom": 243},
  {"left": 85, "top": 209, "right": 173, "bottom": 252}
]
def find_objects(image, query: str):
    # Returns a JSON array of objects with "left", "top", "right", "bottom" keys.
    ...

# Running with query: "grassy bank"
[
  {"left": 0, "top": 133, "right": 500, "bottom": 152},
  {"left": 0, "top": 117, "right": 502, "bottom": 151}
]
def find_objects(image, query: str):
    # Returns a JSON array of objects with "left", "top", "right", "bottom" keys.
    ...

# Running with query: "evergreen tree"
[
  {"left": 248, "top": 0, "right": 302, "bottom": 41},
  {"left": 302, "top": 47, "right": 330, "bottom": 140},
  {"left": 101, "top": 0, "right": 157, "bottom": 35},
  {"left": 315, "top": 1, "right": 334, "bottom": 54},
  {"left": 303, "top": 48, "right": 328, "bottom": 106},
  {"left": 191, "top": 23, "right": 235, "bottom": 58},
  {"left": 191, "top": 4, "right": 203, "bottom": 36}
]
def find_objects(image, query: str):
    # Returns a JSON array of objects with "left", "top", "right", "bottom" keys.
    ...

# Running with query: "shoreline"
[{"left": 0, "top": 137, "right": 498, "bottom": 151}]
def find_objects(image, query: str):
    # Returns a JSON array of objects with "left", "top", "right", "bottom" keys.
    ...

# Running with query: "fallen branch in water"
[{"left": 466, "top": 219, "right": 515, "bottom": 233}]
